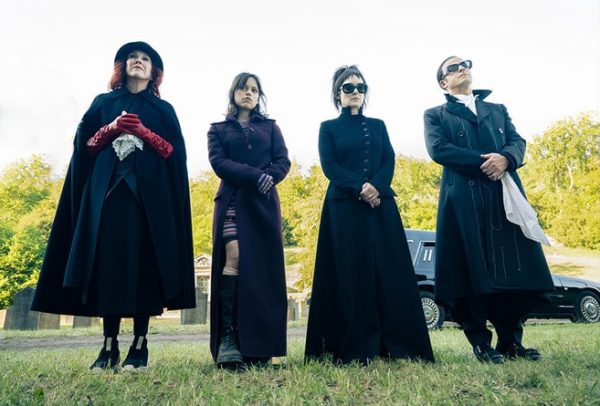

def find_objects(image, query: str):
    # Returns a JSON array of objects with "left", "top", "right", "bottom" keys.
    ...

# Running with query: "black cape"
[{"left": 32, "top": 88, "right": 195, "bottom": 316}]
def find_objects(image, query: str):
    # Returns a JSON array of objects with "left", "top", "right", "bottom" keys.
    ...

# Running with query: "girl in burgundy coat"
[{"left": 207, "top": 73, "right": 291, "bottom": 369}]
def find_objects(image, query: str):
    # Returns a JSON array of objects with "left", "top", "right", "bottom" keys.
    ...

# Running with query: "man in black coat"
[{"left": 424, "top": 56, "right": 554, "bottom": 363}]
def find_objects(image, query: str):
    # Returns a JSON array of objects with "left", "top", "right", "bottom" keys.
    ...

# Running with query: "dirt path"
[{"left": 0, "top": 328, "right": 307, "bottom": 352}]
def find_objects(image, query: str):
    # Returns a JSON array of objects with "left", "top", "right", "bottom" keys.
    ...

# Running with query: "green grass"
[{"left": 1, "top": 323, "right": 599, "bottom": 405}]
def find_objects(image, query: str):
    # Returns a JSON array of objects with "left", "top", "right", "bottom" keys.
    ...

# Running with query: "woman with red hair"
[{"left": 32, "top": 41, "right": 195, "bottom": 371}]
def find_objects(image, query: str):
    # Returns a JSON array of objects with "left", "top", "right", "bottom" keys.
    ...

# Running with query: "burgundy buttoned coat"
[{"left": 207, "top": 114, "right": 290, "bottom": 360}]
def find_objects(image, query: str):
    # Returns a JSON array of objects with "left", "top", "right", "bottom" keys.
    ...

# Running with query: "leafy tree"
[
  {"left": 521, "top": 112, "right": 600, "bottom": 249},
  {"left": 289, "top": 165, "right": 328, "bottom": 289},
  {"left": 277, "top": 161, "right": 310, "bottom": 247},
  {"left": 0, "top": 155, "right": 54, "bottom": 225},
  {"left": 0, "top": 155, "right": 57, "bottom": 308},
  {"left": 189, "top": 171, "right": 221, "bottom": 256},
  {"left": 392, "top": 156, "right": 441, "bottom": 231}
]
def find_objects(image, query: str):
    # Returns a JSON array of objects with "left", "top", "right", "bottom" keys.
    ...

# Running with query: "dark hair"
[
  {"left": 226, "top": 72, "right": 267, "bottom": 117},
  {"left": 331, "top": 65, "right": 369, "bottom": 111},
  {"left": 108, "top": 61, "right": 163, "bottom": 97},
  {"left": 436, "top": 55, "right": 458, "bottom": 89}
]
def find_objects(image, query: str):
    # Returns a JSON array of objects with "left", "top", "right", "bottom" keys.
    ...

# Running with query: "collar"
[
  {"left": 340, "top": 107, "right": 364, "bottom": 117},
  {"left": 445, "top": 89, "right": 492, "bottom": 103},
  {"left": 225, "top": 113, "right": 266, "bottom": 122},
  {"left": 444, "top": 89, "right": 492, "bottom": 122}
]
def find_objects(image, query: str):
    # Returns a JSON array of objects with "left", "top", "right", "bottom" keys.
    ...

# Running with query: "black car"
[{"left": 406, "top": 229, "right": 600, "bottom": 329}]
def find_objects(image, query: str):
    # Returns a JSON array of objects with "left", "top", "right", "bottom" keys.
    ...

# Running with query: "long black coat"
[
  {"left": 32, "top": 88, "right": 196, "bottom": 316},
  {"left": 424, "top": 90, "right": 554, "bottom": 303},
  {"left": 305, "top": 108, "right": 434, "bottom": 364},
  {"left": 207, "top": 115, "right": 290, "bottom": 360}
]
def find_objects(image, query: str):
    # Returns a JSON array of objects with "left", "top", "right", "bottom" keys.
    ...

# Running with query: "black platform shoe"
[
  {"left": 497, "top": 342, "right": 542, "bottom": 361},
  {"left": 122, "top": 336, "right": 148, "bottom": 371},
  {"left": 473, "top": 343, "right": 505, "bottom": 364},
  {"left": 90, "top": 337, "right": 120, "bottom": 371}
]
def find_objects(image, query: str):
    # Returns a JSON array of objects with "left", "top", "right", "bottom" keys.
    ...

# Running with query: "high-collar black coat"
[
  {"left": 32, "top": 88, "right": 196, "bottom": 315},
  {"left": 305, "top": 109, "right": 434, "bottom": 364},
  {"left": 423, "top": 90, "right": 554, "bottom": 303},
  {"left": 207, "top": 114, "right": 290, "bottom": 360}
]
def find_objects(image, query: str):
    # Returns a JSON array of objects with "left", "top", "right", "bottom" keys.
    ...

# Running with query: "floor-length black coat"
[
  {"left": 207, "top": 114, "right": 290, "bottom": 360},
  {"left": 32, "top": 88, "right": 196, "bottom": 316},
  {"left": 423, "top": 90, "right": 554, "bottom": 303},
  {"left": 305, "top": 108, "right": 434, "bottom": 364}
]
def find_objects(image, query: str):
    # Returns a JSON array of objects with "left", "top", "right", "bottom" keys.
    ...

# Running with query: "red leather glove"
[
  {"left": 126, "top": 119, "right": 174, "bottom": 159},
  {"left": 85, "top": 114, "right": 140, "bottom": 155}
]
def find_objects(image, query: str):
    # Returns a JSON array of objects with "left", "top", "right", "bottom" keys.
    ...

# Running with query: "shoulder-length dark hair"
[
  {"left": 108, "top": 61, "right": 163, "bottom": 97},
  {"left": 226, "top": 72, "right": 267, "bottom": 118},
  {"left": 331, "top": 65, "right": 369, "bottom": 111}
]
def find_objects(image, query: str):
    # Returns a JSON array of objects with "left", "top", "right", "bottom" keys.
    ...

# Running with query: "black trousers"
[{"left": 452, "top": 292, "right": 542, "bottom": 347}]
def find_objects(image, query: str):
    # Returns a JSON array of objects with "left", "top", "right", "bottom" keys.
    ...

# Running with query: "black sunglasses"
[
  {"left": 341, "top": 83, "right": 368, "bottom": 94},
  {"left": 443, "top": 60, "right": 473, "bottom": 77}
]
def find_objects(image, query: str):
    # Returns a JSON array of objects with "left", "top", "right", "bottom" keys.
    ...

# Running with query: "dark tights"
[{"left": 102, "top": 316, "right": 150, "bottom": 338}]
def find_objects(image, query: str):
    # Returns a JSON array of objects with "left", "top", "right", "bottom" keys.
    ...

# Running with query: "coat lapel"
[
  {"left": 476, "top": 98, "right": 491, "bottom": 124},
  {"left": 445, "top": 101, "right": 478, "bottom": 123}
]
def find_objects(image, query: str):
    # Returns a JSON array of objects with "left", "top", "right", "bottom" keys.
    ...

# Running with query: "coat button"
[
  {"left": 363, "top": 128, "right": 368, "bottom": 131},
  {"left": 361, "top": 122, "right": 366, "bottom": 125},
  {"left": 365, "top": 140, "right": 370, "bottom": 145},
  {"left": 468, "top": 180, "right": 475, "bottom": 186},
  {"left": 363, "top": 168, "right": 368, "bottom": 172},
  {"left": 364, "top": 159, "right": 368, "bottom": 163},
  {"left": 248, "top": 145, "right": 253, "bottom": 150},
  {"left": 364, "top": 133, "right": 369, "bottom": 137}
]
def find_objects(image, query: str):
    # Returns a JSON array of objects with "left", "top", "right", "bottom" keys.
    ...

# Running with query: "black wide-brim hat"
[{"left": 114, "top": 41, "right": 164, "bottom": 72}]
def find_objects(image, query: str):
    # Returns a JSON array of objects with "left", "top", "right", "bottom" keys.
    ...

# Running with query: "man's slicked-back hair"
[{"left": 436, "top": 55, "right": 458, "bottom": 89}]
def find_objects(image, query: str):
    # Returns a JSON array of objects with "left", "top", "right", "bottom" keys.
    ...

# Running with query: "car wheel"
[
  {"left": 420, "top": 291, "right": 445, "bottom": 330},
  {"left": 575, "top": 291, "right": 600, "bottom": 323}
]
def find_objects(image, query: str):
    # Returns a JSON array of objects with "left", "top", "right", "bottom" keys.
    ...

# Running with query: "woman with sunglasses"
[
  {"left": 305, "top": 65, "right": 434, "bottom": 365},
  {"left": 32, "top": 41, "right": 195, "bottom": 371},
  {"left": 207, "top": 72, "right": 291, "bottom": 369}
]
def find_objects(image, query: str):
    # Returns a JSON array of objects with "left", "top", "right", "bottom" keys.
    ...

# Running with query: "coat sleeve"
[
  {"left": 424, "top": 108, "right": 487, "bottom": 177},
  {"left": 265, "top": 122, "right": 291, "bottom": 184},
  {"left": 207, "top": 124, "right": 264, "bottom": 188},
  {"left": 369, "top": 121, "right": 395, "bottom": 194},
  {"left": 498, "top": 104, "right": 526, "bottom": 171},
  {"left": 319, "top": 121, "right": 364, "bottom": 197}
]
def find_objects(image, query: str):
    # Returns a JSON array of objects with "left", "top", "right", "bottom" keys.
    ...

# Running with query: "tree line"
[{"left": 1, "top": 113, "right": 598, "bottom": 308}]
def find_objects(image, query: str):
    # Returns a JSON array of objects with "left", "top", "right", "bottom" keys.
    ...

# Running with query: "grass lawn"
[{"left": 1, "top": 322, "right": 599, "bottom": 405}]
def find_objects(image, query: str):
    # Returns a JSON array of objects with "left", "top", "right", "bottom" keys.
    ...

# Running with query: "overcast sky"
[{"left": 0, "top": 0, "right": 598, "bottom": 177}]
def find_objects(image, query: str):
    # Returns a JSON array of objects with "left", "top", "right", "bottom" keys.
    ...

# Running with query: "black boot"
[
  {"left": 122, "top": 336, "right": 149, "bottom": 371},
  {"left": 473, "top": 343, "right": 505, "bottom": 364},
  {"left": 90, "top": 337, "right": 120, "bottom": 371},
  {"left": 216, "top": 275, "right": 243, "bottom": 369}
]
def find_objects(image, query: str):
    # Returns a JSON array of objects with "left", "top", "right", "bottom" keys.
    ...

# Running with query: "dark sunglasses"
[
  {"left": 443, "top": 60, "right": 473, "bottom": 77},
  {"left": 341, "top": 83, "right": 368, "bottom": 94}
]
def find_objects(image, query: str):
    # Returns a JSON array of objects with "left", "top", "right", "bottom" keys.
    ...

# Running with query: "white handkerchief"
[
  {"left": 501, "top": 174, "right": 550, "bottom": 246},
  {"left": 112, "top": 134, "right": 144, "bottom": 161}
]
